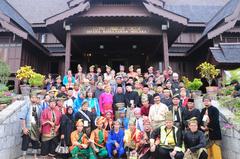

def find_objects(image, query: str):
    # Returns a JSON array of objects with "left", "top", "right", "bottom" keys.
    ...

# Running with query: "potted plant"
[
  {"left": 16, "top": 65, "right": 34, "bottom": 95},
  {"left": 29, "top": 72, "right": 45, "bottom": 91},
  {"left": 196, "top": 62, "right": 220, "bottom": 95},
  {"left": 188, "top": 78, "right": 203, "bottom": 97}
]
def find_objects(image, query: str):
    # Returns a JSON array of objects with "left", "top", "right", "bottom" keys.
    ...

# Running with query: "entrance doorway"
[
  {"left": 71, "top": 35, "right": 162, "bottom": 72},
  {"left": 109, "top": 58, "right": 128, "bottom": 72}
]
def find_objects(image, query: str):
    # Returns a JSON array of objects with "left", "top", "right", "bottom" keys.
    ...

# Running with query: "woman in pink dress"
[{"left": 99, "top": 85, "right": 113, "bottom": 115}]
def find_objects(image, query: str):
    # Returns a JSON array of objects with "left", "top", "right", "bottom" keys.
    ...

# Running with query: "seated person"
[
  {"left": 106, "top": 119, "right": 125, "bottom": 158},
  {"left": 150, "top": 111, "right": 184, "bottom": 159},
  {"left": 138, "top": 117, "right": 153, "bottom": 159},
  {"left": 70, "top": 119, "right": 95, "bottom": 159},
  {"left": 183, "top": 118, "right": 208, "bottom": 159},
  {"left": 124, "top": 119, "right": 143, "bottom": 157},
  {"left": 89, "top": 116, "right": 108, "bottom": 158}
]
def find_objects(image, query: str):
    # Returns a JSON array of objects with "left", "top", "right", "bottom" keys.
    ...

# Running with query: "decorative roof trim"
[
  {"left": 207, "top": 19, "right": 237, "bottom": 39},
  {"left": 0, "top": 19, "right": 28, "bottom": 39},
  {"left": 143, "top": 2, "right": 188, "bottom": 25},
  {"left": 45, "top": 1, "right": 90, "bottom": 26}
]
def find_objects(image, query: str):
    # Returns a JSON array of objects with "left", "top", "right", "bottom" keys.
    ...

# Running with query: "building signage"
[{"left": 85, "top": 26, "right": 149, "bottom": 34}]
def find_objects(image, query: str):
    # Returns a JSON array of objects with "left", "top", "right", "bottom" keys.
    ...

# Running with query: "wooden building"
[{"left": 1, "top": 0, "right": 240, "bottom": 89}]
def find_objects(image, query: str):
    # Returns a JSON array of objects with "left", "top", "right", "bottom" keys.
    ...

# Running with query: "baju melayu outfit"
[
  {"left": 19, "top": 102, "right": 41, "bottom": 154},
  {"left": 70, "top": 130, "right": 95, "bottom": 159},
  {"left": 106, "top": 128, "right": 125, "bottom": 158},
  {"left": 40, "top": 107, "right": 62, "bottom": 156},
  {"left": 90, "top": 128, "right": 109, "bottom": 158},
  {"left": 150, "top": 125, "right": 184, "bottom": 159},
  {"left": 184, "top": 130, "right": 208, "bottom": 159}
]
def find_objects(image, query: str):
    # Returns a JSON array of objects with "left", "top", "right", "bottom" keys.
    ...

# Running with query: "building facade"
[{"left": 1, "top": 0, "right": 240, "bottom": 90}]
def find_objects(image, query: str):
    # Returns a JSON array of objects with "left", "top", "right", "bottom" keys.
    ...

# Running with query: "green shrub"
[
  {"left": 187, "top": 78, "right": 203, "bottom": 91},
  {"left": 29, "top": 72, "right": 45, "bottom": 87},
  {"left": 0, "top": 60, "right": 10, "bottom": 85}
]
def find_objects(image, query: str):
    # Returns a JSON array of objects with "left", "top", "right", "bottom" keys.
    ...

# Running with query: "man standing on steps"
[
  {"left": 19, "top": 92, "right": 41, "bottom": 159},
  {"left": 200, "top": 95, "right": 222, "bottom": 159}
]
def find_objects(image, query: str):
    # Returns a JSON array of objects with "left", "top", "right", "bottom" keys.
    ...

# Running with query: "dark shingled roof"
[
  {"left": 165, "top": 5, "right": 223, "bottom": 23},
  {"left": 6, "top": 0, "right": 69, "bottom": 24},
  {"left": 6, "top": 0, "right": 229, "bottom": 24},
  {"left": 210, "top": 43, "right": 240, "bottom": 64},
  {"left": 0, "top": 0, "right": 35, "bottom": 37},
  {"left": 202, "top": 0, "right": 239, "bottom": 36}
]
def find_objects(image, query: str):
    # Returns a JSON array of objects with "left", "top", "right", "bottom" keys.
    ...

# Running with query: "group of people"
[{"left": 19, "top": 64, "right": 222, "bottom": 159}]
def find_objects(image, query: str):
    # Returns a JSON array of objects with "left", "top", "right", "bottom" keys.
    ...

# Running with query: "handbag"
[{"left": 55, "top": 139, "right": 69, "bottom": 154}]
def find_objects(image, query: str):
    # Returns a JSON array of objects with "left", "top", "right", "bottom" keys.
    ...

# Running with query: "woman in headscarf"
[
  {"left": 73, "top": 92, "right": 85, "bottom": 114},
  {"left": 60, "top": 106, "right": 75, "bottom": 158}
]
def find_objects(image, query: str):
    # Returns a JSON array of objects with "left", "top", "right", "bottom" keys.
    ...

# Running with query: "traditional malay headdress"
[
  {"left": 165, "top": 111, "right": 173, "bottom": 121},
  {"left": 187, "top": 98, "right": 194, "bottom": 103},
  {"left": 95, "top": 116, "right": 106, "bottom": 126},
  {"left": 76, "top": 119, "right": 84, "bottom": 127}
]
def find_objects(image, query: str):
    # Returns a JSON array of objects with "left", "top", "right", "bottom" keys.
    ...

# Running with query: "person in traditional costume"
[
  {"left": 104, "top": 65, "right": 113, "bottom": 81},
  {"left": 106, "top": 119, "right": 125, "bottom": 158},
  {"left": 20, "top": 93, "right": 41, "bottom": 159},
  {"left": 141, "top": 84, "right": 154, "bottom": 105},
  {"left": 72, "top": 83, "right": 80, "bottom": 99},
  {"left": 40, "top": 94, "right": 51, "bottom": 112},
  {"left": 54, "top": 75, "right": 62, "bottom": 90},
  {"left": 89, "top": 116, "right": 108, "bottom": 158},
  {"left": 63, "top": 88, "right": 75, "bottom": 108},
  {"left": 138, "top": 117, "right": 153, "bottom": 159},
  {"left": 75, "top": 100, "right": 97, "bottom": 137},
  {"left": 73, "top": 91, "right": 85, "bottom": 114},
  {"left": 125, "top": 83, "right": 140, "bottom": 120},
  {"left": 99, "top": 85, "right": 113, "bottom": 115},
  {"left": 136, "top": 68, "right": 144, "bottom": 84},
  {"left": 112, "top": 75, "right": 125, "bottom": 94},
  {"left": 179, "top": 88, "right": 189, "bottom": 107},
  {"left": 183, "top": 118, "right": 208, "bottom": 159},
  {"left": 200, "top": 96, "right": 222, "bottom": 159},
  {"left": 40, "top": 98, "right": 62, "bottom": 159},
  {"left": 127, "top": 65, "right": 138, "bottom": 78},
  {"left": 172, "top": 72, "right": 180, "bottom": 94},
  {"left": 169, "top": 94, "right": 184, "bottom": 130},
  {"left": 161, "top": 88, "right": 173, "bottom": 107},
  {"left": 45, "top": 73, "right": 54, "bottom": 91},
  {"left": 140, "top": 96, "right": 151, "bottom": 117},
  {"left": 60, "top": 106, "right": 75, "bottom": 159},
  {"left": 95, "top": 82, "right": 104, "bottom": 100},
  {"left": 113, "top": 84, "right": 126, "bottom": 119},
  {"left": 87, "top": 65, "right": 96, "bottom": 81},
  {"left": 150, "top": 111, "right": 184, "bottom": 159},
  {"left": 124, "top": 118, "right": 143, "bottom": 157},
  {"left": 148, "top": 93, "right": 169, "bottom": 129},
  {"left": 147, "top": 66, "right": 154, "bottom": 78},
  {"left": 75, "top": 64, "right": 86, "bottom": 84},
  {"left": 56, "top": 96, "right": 67, "bottom": 114},
  {"left": 86, "top": 90, "right": 100, "bottom": 116},
  {"left": 63, "top": 69, "right": 75, "bottom": 86},
  {"left": 118, "top": 107, "right": 129, "bottom": 130},
  {"left": 134, "top": 107, "right": 144, "bottom": 131},
  {"left": 104, "top": 110, "right": 114, "bottom": 131},
  {"left": 183, "top": 98, "right": 201, "bottom": 129},
  {"left": 116, "top": 64, "right": 127, "bottom": 78},
  {"left": 70, "top": 119, "right": 95, "bottom": 159}
]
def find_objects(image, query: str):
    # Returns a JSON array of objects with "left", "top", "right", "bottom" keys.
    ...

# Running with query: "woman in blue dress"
[{"left": 86, "top": 90, "right": 100, "bottom": 116}]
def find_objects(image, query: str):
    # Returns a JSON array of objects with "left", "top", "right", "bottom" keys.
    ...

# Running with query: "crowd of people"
[{"left": 19, "top": 64, "right": 222, "bottom": 159}]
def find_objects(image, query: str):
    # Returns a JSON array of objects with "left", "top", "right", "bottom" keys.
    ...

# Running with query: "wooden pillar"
[
  {"left": 65, "top": 32, "right": 71, "bottom": 73},
  {"left": 162, "top": 31, "right": 169, "bottom": 70}
]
